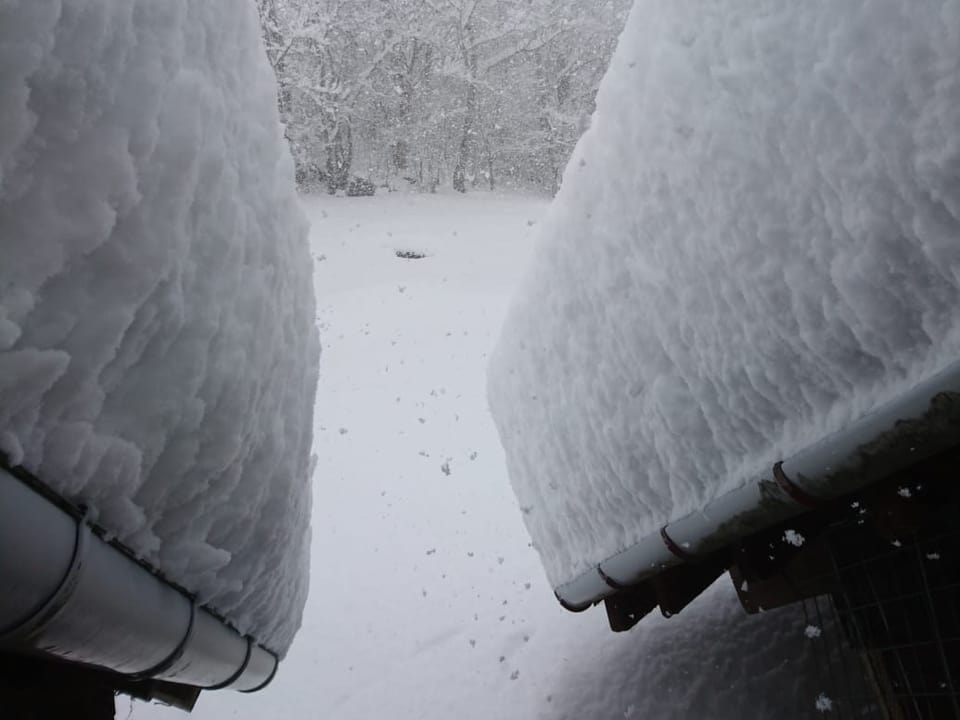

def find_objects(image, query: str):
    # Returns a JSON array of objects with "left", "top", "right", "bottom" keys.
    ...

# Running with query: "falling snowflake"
[
  {"left": 441, "top": 461, "right": 451, "bottom": 476},
  {"left": 783, "top": 529, "right": 805, "bottom": 547},
  {"left": 815, "top": 693, "right": 833, "bottom": 712},
  {"left": 805, "top": 625, "right": 822, "bottom": 639},
  {"left": 897, "top": 487, "right": 912, "bottom": 498}
]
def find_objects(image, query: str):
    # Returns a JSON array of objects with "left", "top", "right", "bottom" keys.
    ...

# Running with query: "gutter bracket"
[
  {"left": 240, "top": 655, "right": 279, "bottom": 694},
  {"left": 205, "top": 638, "right": 253, "bottom": 691},
  {"left": 773, "top": 461, "right": 824, "bottom": 509},
  {"left": 659, "top": 526, "right": 695, "bottom": 562},
  {"left": 129, "top": 602, "right": 198, "bottom": 681},
  {"left": 597, "top": 566, "right": 628, "bottom": 590}
]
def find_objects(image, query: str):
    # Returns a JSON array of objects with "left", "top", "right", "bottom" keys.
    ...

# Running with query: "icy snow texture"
[
  {"left": 0, "top": 0, "right": 319, "bottom": 652},
  {"left": 489, "top": 0, "right": 960, "bottom": 590}
]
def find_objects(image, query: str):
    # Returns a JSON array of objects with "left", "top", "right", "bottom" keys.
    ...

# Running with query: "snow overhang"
[
  {"left": 0, "top": 458, "right": 280, "bottom": 707},
  {"left": 554, "top": 358, "right": 960, "bottom": 613}
]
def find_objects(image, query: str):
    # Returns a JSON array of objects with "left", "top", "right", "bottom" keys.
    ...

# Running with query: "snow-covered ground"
[{"left": 134, "top": 191, "right": 824, "bottom": 720}]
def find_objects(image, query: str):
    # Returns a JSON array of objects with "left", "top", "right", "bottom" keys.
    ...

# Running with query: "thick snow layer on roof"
[
  {"left": 0, "top": 0, "right": 319, "bottom": 652},
  {"left": 488, "top": 0, "right": 960, "bottom": 589}
]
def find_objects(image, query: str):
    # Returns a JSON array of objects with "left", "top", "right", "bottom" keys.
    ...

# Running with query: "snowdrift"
[
  {"left": 0, "top": 0, "right": 319, "bottom": 653},
  {"left": 488, "top": 0, "right": 960, "bottom": 592}
]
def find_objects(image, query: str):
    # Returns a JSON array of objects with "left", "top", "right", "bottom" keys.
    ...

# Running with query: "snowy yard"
[{"left": 133, "top": 191, "right": 822, "bottom": 720}]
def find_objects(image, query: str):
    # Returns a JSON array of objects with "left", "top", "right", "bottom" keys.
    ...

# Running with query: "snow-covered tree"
[{"left": 259, "top": 0, "right": 628, "bottom": 194}]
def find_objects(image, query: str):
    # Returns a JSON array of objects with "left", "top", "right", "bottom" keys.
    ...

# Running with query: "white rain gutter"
[
  {"left": 555, "top": 358, "right": 960, "bottom": 611},
  {"left": 0, "top": 463, "right": 279, "bottom": 695}
]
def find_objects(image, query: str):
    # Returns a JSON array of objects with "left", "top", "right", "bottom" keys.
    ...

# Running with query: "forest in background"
[{"left": 256, "top": 0, "right": 630, "bottom": 194}]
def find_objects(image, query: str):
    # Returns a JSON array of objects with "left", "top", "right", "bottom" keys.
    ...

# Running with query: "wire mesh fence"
[{"left": 796, "top": 511, "right": 960, "bottom": 719}]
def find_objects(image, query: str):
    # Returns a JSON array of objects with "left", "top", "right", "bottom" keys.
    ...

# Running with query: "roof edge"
[{"left": 555, "top": 358, "right": 960, "bottom": 610}]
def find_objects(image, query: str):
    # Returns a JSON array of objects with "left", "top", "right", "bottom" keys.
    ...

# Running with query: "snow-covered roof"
[
  {"left": 488, "top": 0, "right": 960, "bottom": 608},
  {"left": 0, "top": 0, "right": 319, "bottom": 653}
]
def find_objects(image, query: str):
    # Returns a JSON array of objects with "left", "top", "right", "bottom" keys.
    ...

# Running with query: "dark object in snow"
[
  {"left": 346, "top": 176, "right": 376, "bottom": 197},
  {"left": 396, "top": 249, "right": 427, "bottom": 260}
]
